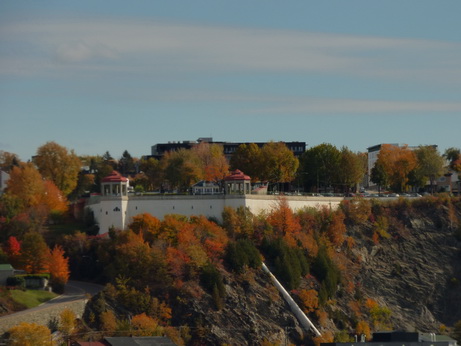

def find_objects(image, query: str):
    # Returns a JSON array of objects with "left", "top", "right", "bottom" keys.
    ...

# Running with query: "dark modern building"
[
  {"left": 322, "top": 331, "right": 457, "bottom": 346},
  {"left": 146, "top": 137, "right": 307, "bottom": 161}
]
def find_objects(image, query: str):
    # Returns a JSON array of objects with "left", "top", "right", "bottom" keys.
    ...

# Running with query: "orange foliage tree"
[
  {"left": 356, "top": 320, "right": 372, "bottom": 340},
  {"left": 298, "top": 289, "right": 319, "bottom": 313},
  {"left": 326, "top": 210, "right": 347, "bottom": 246},
  {"left": 41, "top": 180, "right": 68, "bottom": 214},
  {"left": 20, "top": 232, "right": 49, "bottom": 274},
  {"left": 131, "top": 313, "right": 162, "bottom": 336},
  {"left": 192, "top": 142, "right": 229, "bottom": 182},
  {"left": 6, "top": 163, "right": 46, "bottom": 209},
  {"left": 129, "top": 213, "right": 161, "bottom": 242},
  {"left": 48, "top": 245, "right": 70, "bottom": 289},
  {"left": 267, "top": 198, "right": 301, "bottom": 240},
  {"left": 377, "top": 144, "right": 417, "bottom": 192},
  {"left": 4, "top": 236, "right": 21, "bottom": 267}
]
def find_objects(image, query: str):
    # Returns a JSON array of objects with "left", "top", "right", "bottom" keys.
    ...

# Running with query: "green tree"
[
  {"left": 139, "top": 157, "right": 163, "bottom": 191},
  {"left": 162, "top": 149, "right": 202, "bottom": 192},
  {"left": 337, "top": 147, "right": 365, "bottom": 193},
  {"left": 412, "top": 145, "right": 445, "bottom": 193},
  {"left": 444, "top": 147, "right": 461, "bottom": 173},
  {"left": 370, "top": 160, "right": 388, "bottom": 194},
  {"left": 118, "top": 150, "right": 136, "bottom": 175},
  {"left": 299, "top": 143, "right": 341, "bottom": 192},
  {"left": 229, "top": 143, "right": 263, "bottom": 181},
  {"left": 33, "top": 141, "right": 81, "bottom": 196}
]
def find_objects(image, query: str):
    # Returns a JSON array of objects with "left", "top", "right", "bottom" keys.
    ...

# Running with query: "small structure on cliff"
[{"left": 224, "top": 169, "right": 251, "bottom": 195}]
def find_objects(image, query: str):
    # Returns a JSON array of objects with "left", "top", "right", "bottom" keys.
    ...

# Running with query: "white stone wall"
[{"left": 88, "top": 195, "right": 343, "bottom": 234}]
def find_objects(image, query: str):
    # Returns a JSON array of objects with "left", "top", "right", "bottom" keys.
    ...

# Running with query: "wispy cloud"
[
  {"left": 246, "top": 98, "right": 461, "bottom": 115},
  {"left": 1, "top": 16, "right": 460, "bottom": 84}
]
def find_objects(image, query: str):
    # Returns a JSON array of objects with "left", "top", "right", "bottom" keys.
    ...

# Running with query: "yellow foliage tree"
[
  {"left": 100, "top": 310, "right": 117, "bottom": 333},
  {"left": 33, "top": 141, "right": 81, "bottom": 196},
  {"left": 59, "top": 308, "right": 76, "bottom": 335},
  {"left": 7, "top": 322, "right": 54, "bottom": 346},
  {"left": 356, "top": 320, "right": 371, "bottom": 340}
]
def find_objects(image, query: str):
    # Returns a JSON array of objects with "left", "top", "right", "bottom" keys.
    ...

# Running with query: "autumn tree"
[
  {"left": 128, "top": 213, "right": 161, "bottom": 242},
  {"left": 59, "top": 308, "right": 77, "bottom": 335},
  {"left": 20, "top": 232, "right": 49, "bottom": 274},
  {"left": 6, "top": 163, "right": 46, "bottom": 209},
  {"left": 356, "top": 320, "right": 371, "bottom": 340},
  {"left": 48, "top": 245, "right": 70, "bottom": 292},
  {"left": 4, "top": 236, "right": 21, "bottom": 268},
  {"left": 33, "top": 141, "right": 81, "bottom": 196},
  {"left": 0, "top": 150, "right": 21, "bottom": 172},
  {"left": 7, "top": 322, "right": 54, "bottom": 346},
  {"left": 162, "top": 149, "right": 202, "bottom": 192},
  {"left": 192, "top": 142, "right": 229, "bottom": 182},
  {"left": 260, "top": 142, "right": 299, "bottom": 190},
  {"left": 41, "top": 180, "right": 68, "bottom": 215},
  {"left": 376, "top": 144, "right": 417, "bottom": 192},
  {"left": 298, "top": 289, "right": 319, "bottom": 313},
  {"left": 229, "top": 143, "right": 263, "bottom": 181},
  {"left": 222, "top": 206, "right": 253, "bottom": 239},
  {"left": 326, "top": 210, "right": 347, "bottom": 246},
  {"left": 105, "top": 230, "right": 171, "bottom": 290},
  {"left": 131, "top": 313, "right": 162, "bottom": 336},
  {"left": 267, "top": 198, "right": 301, "bottom": 245}
]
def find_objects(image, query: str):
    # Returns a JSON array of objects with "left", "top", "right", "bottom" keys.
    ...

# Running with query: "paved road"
[{"left": 0, "top": 280, "right": 104, "bottom": 332}]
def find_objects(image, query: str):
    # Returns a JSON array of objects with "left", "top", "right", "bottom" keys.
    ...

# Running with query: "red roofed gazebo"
[
  {"left": 101, "top": 171, "right": 129, "bottom": 196},
  {"left": 224, "top": 169, "right": 251, "bottom": 195}
]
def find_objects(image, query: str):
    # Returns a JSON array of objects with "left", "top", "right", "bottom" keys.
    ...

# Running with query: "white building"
[
  {"left": 86, "top": 170, "right": 343, "bottom": 234},
  {"left": 0, "top": 170, "right": 9, "bottom": 195}
]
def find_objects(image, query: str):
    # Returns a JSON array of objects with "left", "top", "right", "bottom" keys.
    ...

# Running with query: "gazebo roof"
[
  {"left": 101, "top": 171, "right": 128, "bottom": 183},
  {"left": 224, "top": 169, "right": 251, "bottom": 181}
]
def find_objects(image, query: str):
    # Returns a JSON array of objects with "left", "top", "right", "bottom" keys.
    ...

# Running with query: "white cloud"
[
  {"left": 247, "top": 98, "right": 461, "bottom": 114},
  {"left": 1, "top": 16, "right": 460, "bottom": 83}
]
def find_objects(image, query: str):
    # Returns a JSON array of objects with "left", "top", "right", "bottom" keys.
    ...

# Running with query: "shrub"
[
  {"left": 200, "top": 263, "right": 226, "bottom": 310},
  {"left": 6, "top": 276, "right": 25, "bottom": 289},
  {"left": 224, "top": 238, "right": 261, "bottom": 273},
  {"left": 261, "top": 238, "right": 309, "bottom": 290}
]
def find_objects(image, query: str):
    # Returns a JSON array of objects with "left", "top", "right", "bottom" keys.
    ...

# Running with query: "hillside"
[{"left": 80, "top": 196, "right": 461, "bottom": 345}]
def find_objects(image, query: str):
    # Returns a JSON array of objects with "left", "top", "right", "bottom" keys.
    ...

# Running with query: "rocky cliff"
[{"left": 83, "top": 197, "right": 461, "bottom": 345}]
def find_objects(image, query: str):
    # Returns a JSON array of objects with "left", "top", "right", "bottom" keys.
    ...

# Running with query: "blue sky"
[{"left": 1, "top": 1, "right": 460, "bottom": 161}]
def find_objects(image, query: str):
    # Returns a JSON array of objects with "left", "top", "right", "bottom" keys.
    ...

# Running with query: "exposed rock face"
[
  {"left": 351, "top": 212, "right": 461, "bottom": 332},
  {"left": 172, "top": 270, "right": 307, "bottom": 345},
  {"left": 83, "top": 200, "right": 461, "bottom": 344}
]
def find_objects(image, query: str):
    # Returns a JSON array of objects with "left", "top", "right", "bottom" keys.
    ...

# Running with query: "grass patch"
[{"left": 10, "top": 289, "right": 58, "bottom": 309}]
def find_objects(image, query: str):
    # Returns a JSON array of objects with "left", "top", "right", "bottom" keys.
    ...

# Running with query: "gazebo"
[
  {"left": 224, "top": 169, "right": 251, "bottom": 195},
  {"left": 101, "top": 171, "right": 129, "bottom": 197}
]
